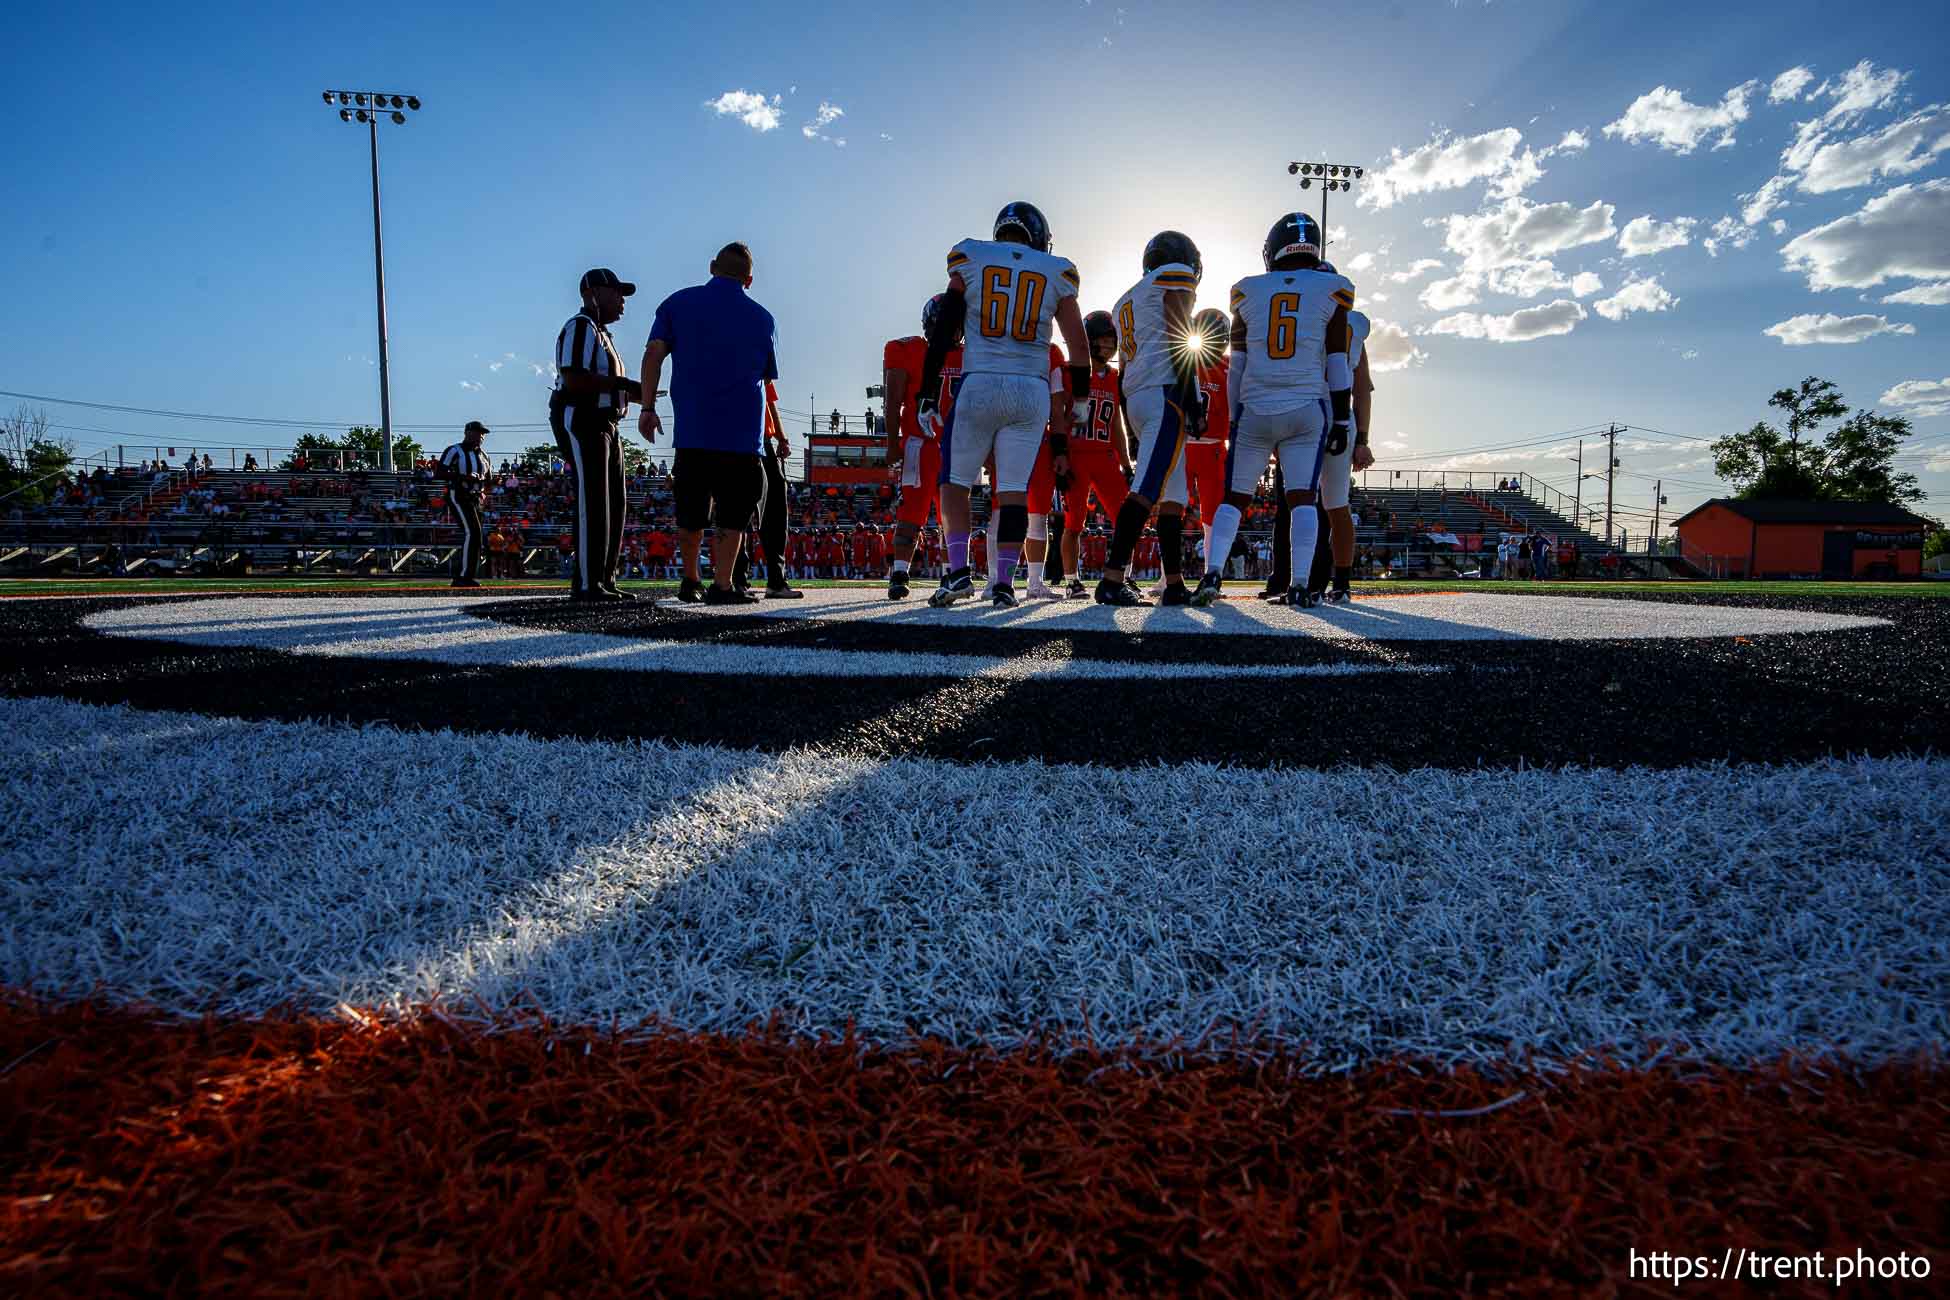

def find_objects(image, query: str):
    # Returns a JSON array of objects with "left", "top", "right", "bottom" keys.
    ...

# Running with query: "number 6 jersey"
[
  {"left": 1228, "top": 267, "right": 1356, "bottom": 413},
  {"left": 946, "top": 237, "right": 1081, "bottom": 380}
]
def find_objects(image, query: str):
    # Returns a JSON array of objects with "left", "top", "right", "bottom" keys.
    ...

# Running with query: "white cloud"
[
  {"left": 1739, "top": 174, "right": 1794, "bottom": 227},
  {"left": 1762, "top": 312, "right": 1916, "bottom": 345},
  {"left": 1780, "top": 178, "right": 1950, "bottom": 290},
  {"left": 1486, "top": 259, "right": 1570, "bottom": 298},
  {"left": 487, "top": 360, "right": 504, "bottom": 372},
  {"left": 529, "top": 363, "right": 549, "bottom": 379},
  {"left": 1603, "top": 80, "right": 1756, "bottom": 153},
  {"left": 1771, "top": 219, "right": 1788, "bottom": 235},
  {"left": 459, "top": 380, "right": 484, "bottom": 392},
  {"left": 1594, "top": 276, "right": 1679, "bottom": 321},
  {"left": 1793, "top": 108, "right": 1950, "bottom": 194},
  {"left": 1387, "top": 258, "right": 1444, "bottom": 283},
  {"left": 1702, "top": 215, "right": 1755, "bottom": 257},
  {"left": 1554, "top": 129, "right": 1589, "bottom": 153},
  {"left": 1769, "top": 66, "right": 1816, "bottom": 104},
  {"left": 1814, "top": 60, "right": 1907, "bottom": 119},
  {"left": 1426, "top": 299, "right": 1587, "bottom": 343},
  {"left": 1359, "top": 128, "right": 1527, "bottom": 208},
  {"left": 1363, "top": 319, "right": 1426, "bottom": 372},
  {"left": 801, "top": 100, "right": 845, "bottom": 142},
  {"left": 1882, "top": 281, "right": 1950, "bottom": 305},
  {"left": 1880, "top": 376, "right": 1950, "bottom": 417},
  {"left": 1420, "top": 276, "right": 1480, "bottom": 311},
  {"left": 1617, "top": 215, "right": 1697, "bottom": 257},
  {"left": 1439, "top": 196, "right": 1618, "bottom": 273},
  {"left": 1681, "top": 349, "right": 1700, "bottom": 360},
  {"left": 1571, "top": 271, "right": 1604, "bottom": 297},
  {"left": 705, "top": 89, "right": 783, "bottom": 132},
  {"left": 1347, "top": 251, "right": 1377, "bottom": 272}
]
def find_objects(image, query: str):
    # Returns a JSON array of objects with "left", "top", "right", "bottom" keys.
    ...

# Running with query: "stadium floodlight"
[
  {"left": 1289, "top": 159, "right": 1365, "bottom": 257},
  {"left": 318, "top": 89, "right": 423, "bottom": 474}
]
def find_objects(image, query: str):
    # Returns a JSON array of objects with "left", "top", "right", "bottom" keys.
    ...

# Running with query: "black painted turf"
[{"left": 3, "top": 589, "right": 1941, "bottom": 770}]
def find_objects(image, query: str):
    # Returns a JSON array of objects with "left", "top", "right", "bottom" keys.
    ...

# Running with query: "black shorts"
[{"left": 674, "top": 448, "right": 765, "bottom": 532}]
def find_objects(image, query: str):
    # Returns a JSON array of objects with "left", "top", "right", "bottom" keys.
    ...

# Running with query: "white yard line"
[
  {"left": 82, "top": 597, "right": 1436, "bottom": 680},
  {"left": 5, "top": 696, "right": 1942, "bottom": 1066}
]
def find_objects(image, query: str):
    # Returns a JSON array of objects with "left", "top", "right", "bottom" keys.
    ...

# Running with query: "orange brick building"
[{"left": 1672, "top": 498, "right": 1932, "bottom": 579}]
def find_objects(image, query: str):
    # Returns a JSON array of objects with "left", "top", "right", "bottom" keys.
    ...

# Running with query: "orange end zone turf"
[{"left": 2, "top": 999, "right": 1943, "bottom": 1296}]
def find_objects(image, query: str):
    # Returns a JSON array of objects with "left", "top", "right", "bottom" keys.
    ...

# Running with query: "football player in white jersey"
[
  {"left": 1308, "top": 287, "right": 1377, "bottom": 603},
  {"left": 1191, "top": 212, "right": 1356, "bottom": 610},
  {"left": 916, "top": 201, "right": 1091, "bottom": 609},
  {"left": 1098, "top": 231, "right": 1207, "bottom": 606}
]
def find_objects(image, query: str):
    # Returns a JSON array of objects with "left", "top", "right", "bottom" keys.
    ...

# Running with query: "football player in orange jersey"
[
  {"left": 882, "top": 295, "right": 961, "bottom": 599},
  {"left": 1183, "top": 308, "right": 1231, "bottom": 579},
  {"left": 1059, "top": 311, "right": 1133, "bottom": 596}
]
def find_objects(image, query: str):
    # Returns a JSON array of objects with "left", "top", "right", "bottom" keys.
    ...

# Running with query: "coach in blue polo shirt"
[{"left": 637, "top": 242, "right": 778, "bottom": 606}]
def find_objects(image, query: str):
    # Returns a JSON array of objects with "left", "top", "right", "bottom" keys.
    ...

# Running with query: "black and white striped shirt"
[
  {"left": 439, "top": 444, "right": 492, "bottom": 488},
  {"left": 554, "top": 311, "right": 625, "bottom": 413}
]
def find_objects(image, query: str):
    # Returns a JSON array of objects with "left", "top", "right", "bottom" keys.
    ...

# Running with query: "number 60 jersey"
[
  {"left": 946, "top": 237, "right": 1081, "bottom": 380},
  {"left": 1228, "top": 266, "right": 1356, "bottom": 413}
]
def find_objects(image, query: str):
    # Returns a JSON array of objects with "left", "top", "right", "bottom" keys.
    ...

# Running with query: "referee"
[
  {"left": 438, "top": 421, "right": 492, "bottom": 588},
  {"left": 550, "top": 268, "right": 643, "bottom": 602}
]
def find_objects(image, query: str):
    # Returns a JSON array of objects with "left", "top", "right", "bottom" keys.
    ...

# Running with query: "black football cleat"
[
  {"left": 1095, "top": 578, "right": 1151, "bottom": 607},
  {"left": 676, "top": 578, "right": 705, "bottom": 604},
  {"left": 1189, "top": 573, "right": 1223, "bottom": 608},
  {"left": 703, "top": 583, "right": 761, "bottom": 605},
  {"left": 766, "top": 582, "right": 803, "bottom": 599},
  {"left": 928, "top": 567, "right": 976, "bottom": 608},
  {"left": 1158, "top": 582, "right": 1193, "bottom": 606},
  {"left": 991, "top": 583, "right": 1019, "bottom": 609},
  {"left": 888, "top": 572, "right": 911, "bottom": 600},
  {"left": 1065, "top": 578, "right": 1088, "bottom": 599}
]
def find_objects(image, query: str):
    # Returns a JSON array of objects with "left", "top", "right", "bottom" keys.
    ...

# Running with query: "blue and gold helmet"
[
  {"left": 993, "top": 201, "right": 1053, "bottom": 253},
  {"left": 1263, "top": 212, "right": 1323, "bottom": 270}
]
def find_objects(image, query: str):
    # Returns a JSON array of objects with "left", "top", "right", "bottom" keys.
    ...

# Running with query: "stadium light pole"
[
  {"left": 1286, "top": 161, "right": 1365, "bottom": 256},
  {"left": 321, "top": 89, "right": 422, "bottom": 473}
]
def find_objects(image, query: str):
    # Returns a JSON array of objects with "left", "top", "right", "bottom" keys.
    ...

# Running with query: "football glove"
[
  {"left": 1325, "top": 417, "right": 1351, "bottom": 457},
  {"left": 916, "top": 397, "right": 942, "bottom": 438}
]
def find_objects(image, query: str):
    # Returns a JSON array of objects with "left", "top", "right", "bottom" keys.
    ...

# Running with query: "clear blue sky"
[{"left": 4, "top": 0, "right": 1947, "bottom": 533}]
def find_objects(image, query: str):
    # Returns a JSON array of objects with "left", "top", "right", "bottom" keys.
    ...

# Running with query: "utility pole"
[
  {"left": 1604, "top": 423, "right": 1621, "bottom": 549},
  {"left": 1571, "top": 438, "right": 1583, "bottom": 529},
  {"left": 321, "top": 89, "right": 421, "bottom": 474},
  {"left": 1651, "top": 479, "right": 1664, "bottom": 553}
]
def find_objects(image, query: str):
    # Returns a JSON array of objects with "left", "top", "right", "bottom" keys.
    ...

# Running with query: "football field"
[{"left": 3, "top": 580, "right": 1945, "bottom": 1293}]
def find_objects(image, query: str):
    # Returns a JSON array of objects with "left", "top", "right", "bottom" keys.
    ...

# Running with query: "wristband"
[
  {"left": 1330, "top": 388, "right": 1352, "bottom": 424},
  {"left": 1047, "top": 430, "right": 1070, "bottom": 459}
]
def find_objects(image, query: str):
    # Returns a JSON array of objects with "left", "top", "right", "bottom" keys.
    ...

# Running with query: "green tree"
[
  {"left": 1711, "top": 377, "right": 1922, "bottom": 504},
  {"left": 517, "top": 444, "right": 561, "bottom": 473},
  {"left": 0, "top": 405, "right": 76, "bottom": 506},
  {"left": 340, "top": 425, "right": 424, "bottom": 468},
  {"left": 1822, "top": 409, "right": 1922, "bottom": 505},
  {"left": 276, "top": 426, "right": 423, "bottom": 471}
]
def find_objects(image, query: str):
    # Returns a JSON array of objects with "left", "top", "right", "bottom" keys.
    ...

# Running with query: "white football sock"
[
  {"left": 1206, "top": 505, "right": 1242, "bottom": 583},
  {"left": 1290, "top": 506, "right": 1319, "bottom": 589}
]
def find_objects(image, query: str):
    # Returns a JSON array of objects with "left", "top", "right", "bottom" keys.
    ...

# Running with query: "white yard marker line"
[
  {"left": 5, "top": 696, "right": 1944, "bottom": 1067},
  {"left": 84, "top": 597, "right": 1437, "bottom": 680}
]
